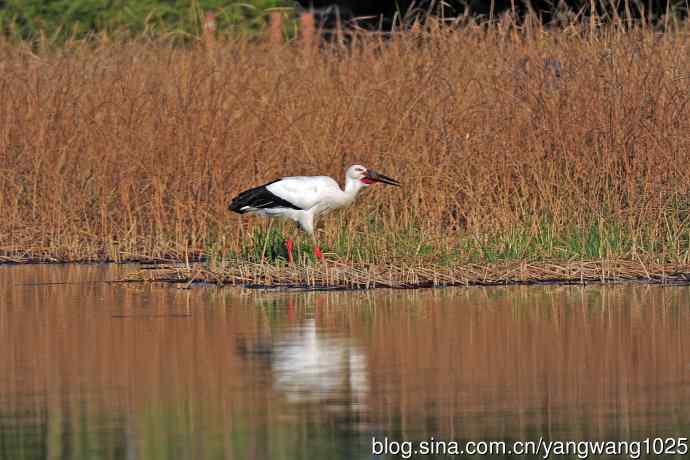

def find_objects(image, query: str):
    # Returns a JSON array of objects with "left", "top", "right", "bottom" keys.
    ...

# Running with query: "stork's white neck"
[{"left": 342, "top": 175, "right": 367, "bottom": 204}]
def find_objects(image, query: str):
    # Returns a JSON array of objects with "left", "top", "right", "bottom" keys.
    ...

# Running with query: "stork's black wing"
[{"left": 228, "top": 179, "right": 303, "bottom": 214}]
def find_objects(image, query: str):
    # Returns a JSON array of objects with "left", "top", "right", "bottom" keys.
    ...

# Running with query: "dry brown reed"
[
  {"left": 2, "top": 21, "right": 690, "bottom": 267},
  {"left": 123, "top": 259, "right": 690, "bottom": 289}
]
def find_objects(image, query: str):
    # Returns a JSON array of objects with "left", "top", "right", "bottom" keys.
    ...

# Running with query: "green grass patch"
[{"left": 206, "top": 214, "right": 690, "bottom": 267}]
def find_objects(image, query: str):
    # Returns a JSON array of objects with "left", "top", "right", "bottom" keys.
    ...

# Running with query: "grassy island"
[{"left": 3, "top": 19, "right": 690, "bottom": 287}]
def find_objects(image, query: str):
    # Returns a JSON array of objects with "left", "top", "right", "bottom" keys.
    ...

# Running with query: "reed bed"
[
  {"left": 3, "top": 21, "right": 690, "bottom": 283},
  {"left": 123, "top": 259, "right": 690, "bottom": 288}
]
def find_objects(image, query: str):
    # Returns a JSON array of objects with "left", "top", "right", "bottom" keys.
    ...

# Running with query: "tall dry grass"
[{"left": 2, "top": 22, "right": 690, "bottom": 264}]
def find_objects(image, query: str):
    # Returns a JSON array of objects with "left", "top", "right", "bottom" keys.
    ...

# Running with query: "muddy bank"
[{"left": 121, "top": 260, "right": 690, "bottom": 289}]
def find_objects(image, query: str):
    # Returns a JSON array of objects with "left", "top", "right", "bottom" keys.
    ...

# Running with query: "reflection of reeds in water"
[
  {"left": 363, "top": 286, "right": 690, "bottom": 440},
  {"left": 1, "top": 266, "right": 689, "bottom": 458}
]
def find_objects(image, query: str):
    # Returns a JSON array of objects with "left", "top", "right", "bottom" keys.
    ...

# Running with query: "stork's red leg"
[
  {"left": 287, "top": 299, "right": 294, "bottom": 321},
  {"left": 286, "top": 239, "right": 294, "bottom": 264}
]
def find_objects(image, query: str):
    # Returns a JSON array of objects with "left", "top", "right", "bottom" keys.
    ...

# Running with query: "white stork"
[{"left": 229, "top": 164, "right": 400, "bottom": 262}]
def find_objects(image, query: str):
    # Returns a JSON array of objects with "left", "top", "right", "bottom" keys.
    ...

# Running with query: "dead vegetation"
[
  {"left": 123, "top": 260, "right": 690, "bottom": 289},
  {"left": 2, "top": 21, "right": 690, "bottom": 281}
]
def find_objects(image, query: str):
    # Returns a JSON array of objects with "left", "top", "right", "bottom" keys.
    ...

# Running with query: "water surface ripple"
[{"left": 1, "top": 265, "right": 688, "bottom": 459}]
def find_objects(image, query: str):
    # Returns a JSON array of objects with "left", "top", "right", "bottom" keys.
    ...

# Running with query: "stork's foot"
[
  {"left": 314, "top": 245, "right": 324, "bottom": 261},
  {"left": 286, "top": 239, "right": 294, "bottom": 264}
]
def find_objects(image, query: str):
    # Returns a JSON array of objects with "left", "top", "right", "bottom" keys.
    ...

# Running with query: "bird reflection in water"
[
  {"left": 272, "top": 318, "right": 368, "bottom": 406},
  {"left": 236, "top": 299, "right": 369, "bottom": 411}
]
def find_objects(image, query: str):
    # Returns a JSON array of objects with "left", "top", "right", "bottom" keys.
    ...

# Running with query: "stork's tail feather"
[
  {"left": 228, "top": 191, "right": 250, "bottom": 213},
  {"left": 228, "top": 187, "right": 261, "bottom": 214}
]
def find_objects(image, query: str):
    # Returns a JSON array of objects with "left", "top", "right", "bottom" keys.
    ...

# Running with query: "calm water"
[{"left": 0, "top": 265, "right": 689, "bottom": 459}]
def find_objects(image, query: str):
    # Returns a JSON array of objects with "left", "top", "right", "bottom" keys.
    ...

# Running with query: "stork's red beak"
[{"left": 365, "top": 169, "right": 400, "bottom": 187}]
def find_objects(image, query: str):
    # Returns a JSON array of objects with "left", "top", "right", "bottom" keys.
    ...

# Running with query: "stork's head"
[{"left": 346, "top": 164, "right": 400, "bottom": 187}]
